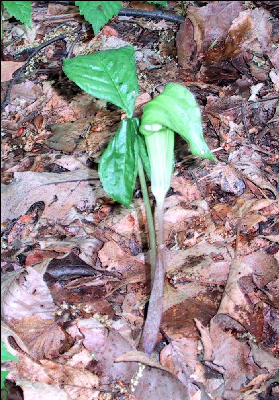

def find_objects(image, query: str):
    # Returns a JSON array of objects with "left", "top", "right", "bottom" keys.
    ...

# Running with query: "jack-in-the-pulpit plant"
[
  {"left": 139, "top": 83, "right": 215, "bottom": 354},
  {"left": 63, "top": 46, "right": 215, "bottom": 357}
]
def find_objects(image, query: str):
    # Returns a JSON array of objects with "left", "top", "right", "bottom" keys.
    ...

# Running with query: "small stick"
[
  {"left": 1, "top": 35, "right": 66, "bottom": 110},
  {"left": 40, "top": 178, "right": 98, "bottom": 186}
]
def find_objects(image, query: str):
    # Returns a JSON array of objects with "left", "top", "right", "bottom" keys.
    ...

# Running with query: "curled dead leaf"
[{"left": 8, "top": 316, "right": 65, "bottom": 359}]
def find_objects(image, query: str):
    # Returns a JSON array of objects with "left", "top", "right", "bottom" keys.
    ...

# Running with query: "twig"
[
  {"left": 253, "top": 96, "right": 279, "bottom": 103},
  {"left": 1, "top": 34, "right": 66, "bottom": 111},
  {"left": 118, "top": 8, "right": 184, "bottom": 24},
  {"left": 33, "top": 2, "right": 185, "bottom": 24}
]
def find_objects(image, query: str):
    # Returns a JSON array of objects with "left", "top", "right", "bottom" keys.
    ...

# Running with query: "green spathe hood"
[{"left": 139, "top": 83, "right": 215, "bottom": 161}]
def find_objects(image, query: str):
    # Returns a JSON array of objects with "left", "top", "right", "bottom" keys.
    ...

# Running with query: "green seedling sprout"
[{"left": 139, "top": 83, "right": 215, "bottom": 355}]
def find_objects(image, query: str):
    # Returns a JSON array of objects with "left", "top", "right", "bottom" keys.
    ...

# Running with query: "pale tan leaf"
[
  {"left": 1, "top": 61, "right": 25, "bottom": 82},
  {"left": 249, "top": 342, "right": 279, "bottom": 372},
  {"left": 2, "top": 266, "right": 57, "bottom": 321},
  {"left": 16, "top": 381, "right": 71, "bottom": 400}
]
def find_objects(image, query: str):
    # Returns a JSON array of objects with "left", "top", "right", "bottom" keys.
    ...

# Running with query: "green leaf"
[
  {"left": 1, "top": 372, "right": 8, "bottom": 390},
  {"left": 99, "top": 118, "right": 139, "bottom": 207},
  {"left": 63, "top": 46, "right": 138, "bottom": 118},
  {"left": 137, "top": 135, "right": 151, "bottom": 181},
  {"left": 2, "top": 1, "right": 32, "bottom": 28},
  {"left": 147, "top": 1, "right": 168, "bottom": 7},
  {"left": 75, "top": 1, "right": 121, "bottom": 35},
  {"left": 1, "top": 341, "right": 18, "bottom": 389},
  {"left": 140, "top": 83, "right": 215, "bottom": 161}
]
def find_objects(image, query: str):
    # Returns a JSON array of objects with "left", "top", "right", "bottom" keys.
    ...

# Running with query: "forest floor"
[{"left": 1, "top": 1, "right": 279, "bottom": 400}]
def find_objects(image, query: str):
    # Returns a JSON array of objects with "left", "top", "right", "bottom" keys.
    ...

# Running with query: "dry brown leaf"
[
  {"left": 132, "top": 366, "right": 188, "bottom": 400},
  {"left": 64, "top": 386, "right": 100, "bottom": 400},
  {"left": 249, "top": 342, "right": 279, "bottom": 372},
  {"left": 8, "top": 353, "right": 52, "bottom": 384},
  {"left": 98, "top": 241, "right": 146, "bottom": 275},
  {"left": 1, "top": 61, "right": 25, "bottom": 82},
  {"left": 241, "top": 373, "right": 272, "bottom": 390},
  {"left": 162, "top": 281, "right": 221, "bottom": 341},
  {"left": 233, "top": 158, "right": 278, "bottom": 199},
  {"left": 16, "top": 381, "right": 71, "bottom": 400},
  {"left": 48, "top": 2, "right": 77, "bottom": 15},
  {"left": 10, "top": 80, "right": 42, "bottom": 103},
  {"left": 227, "top": 8, "right": 272, "bottom": 56},
  {"left": 170, "top": 176, "right": 202, "bottom": 202},
  {"left": 176, "top": 1, "right": 244, "bottom": 67},
  {"left": 40, "top": 359, "right": 99, "bottom": 388},
  {"left": 217, "top": 251, "right": 279, "bottom": 353},
  {"left": 1, "top": 321, "right": 30, "bottom": 359},
  {"left": 160, "top": 337, "right": 198, "bottom": 380},
  {"left": 130, "top": 1, "right": 155, "bottom": 11},
  {"left": 1, "top": 169, "right": 101, "bottom": 223},
  {"left": 166, "top": 243, "right": 231, "bottom": 288},
  {"left": 9, "top": 316, "right": 65, "bottom": 359},
  {"left": 210, "top": 164, "right": 246, "bottom": 196},
  {"left": 160, "top": 338, "right": 222, "bottom": 400},
  {"left": 39, "top": 237, "right": 103, "bottom": 266},
  {"left": 218, "top": 251, "right": 278, "bottom": 321},
  {"left": 209, "top": 317, "right": 263, "bottom": 398},
  {"left": 77, "top": 318, "right": 138, "bottom": 386},
  {"left": 46, "top": 118, "right": 92, "bottom": 153}
]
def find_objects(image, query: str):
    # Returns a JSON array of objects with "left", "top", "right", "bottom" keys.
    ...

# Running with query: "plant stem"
[
  {"left": 139, "top": 198, "right": 166, "bottom": 355},
  {"left": 137, "top": 156, "right": 156, "bottom": 283}
]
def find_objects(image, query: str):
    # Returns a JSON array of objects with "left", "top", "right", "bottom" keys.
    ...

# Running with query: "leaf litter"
[{"left": 1, "top": 1, "right": 279, "bottom": 399}]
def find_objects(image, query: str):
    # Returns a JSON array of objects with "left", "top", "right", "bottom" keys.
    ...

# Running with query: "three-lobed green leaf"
[
  {"left": 140, "top": 83, "right": 215, "bottom": 161},
  {"left": 63, "top": 46, "right": 138, "bottom": 118},
  {"left": 2, "top": 1, "right": 32, "bottom": 29},
  {"left": 75, "top": 1, "right": 122, "bottom": 35},
  {"left": 99, "top": 118, "right": 139, "bottom": 207}
]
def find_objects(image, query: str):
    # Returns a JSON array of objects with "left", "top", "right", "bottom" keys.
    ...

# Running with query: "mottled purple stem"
[{"left": 140, "top": 200, "right": 165, "bottom": 355}]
